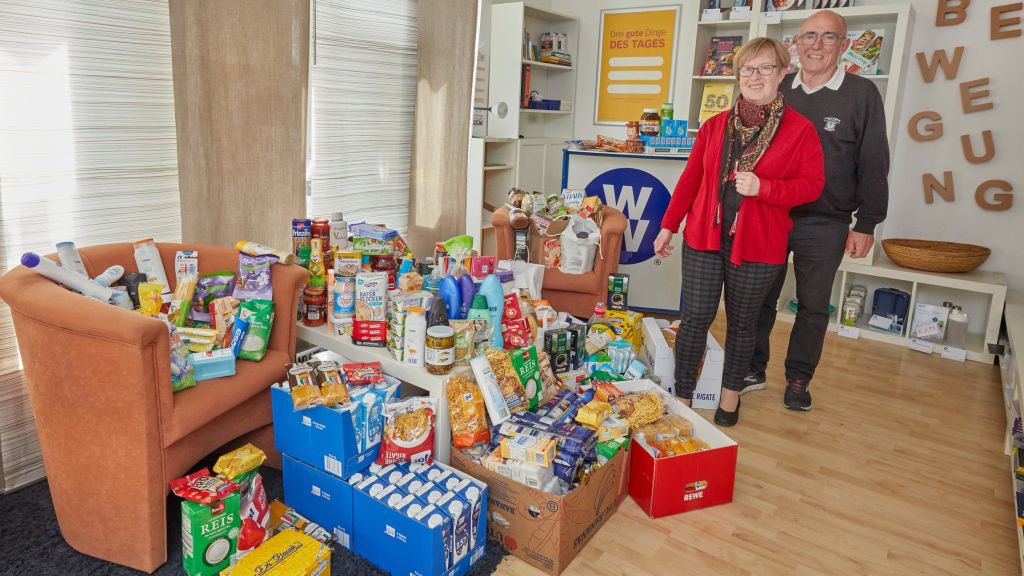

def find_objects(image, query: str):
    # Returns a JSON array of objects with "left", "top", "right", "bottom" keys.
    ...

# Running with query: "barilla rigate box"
[
  {"left": 352, "top": 461, "right": 488, "bottom": 576},
  {"left": 182, "top": 492, "right": 241, "bottom": 576},
  {"left": 639, "top": 318, "right": 724, "bottom": 409},
  {"left": 619, "top": 379, "right": 737, "bottom": 518},
  {"left": 271, "top": 385, "right": 378, "bottom": 479},
  {"left": 451, "top": 440, "right": 630, "bottom": 576},
  {"left": 282, "top": 454, "right": 355, "bottom": 550}
]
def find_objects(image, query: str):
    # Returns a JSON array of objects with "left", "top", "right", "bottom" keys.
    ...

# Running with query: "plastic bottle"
[
  {"left": 55, "top": 241, "right": 88, "bottom": 277},
  {"left": 21, "top": 252, "right": 113, "bottom": 302},
  {"left": 330, "top": 212, "right": 348, "bottom": 255},
  {"left": 945, "top": 306, "right": 969, "bottom": 349},
  {"left": 404, "top": 306, "right": 428, "bottom": 367},
  {"left": 585, "top": 302, "right": 616, "bottom": 355},
  {"left": 92, "top": 265, "right": 125, "bottom": 288},
  {"left": 478, "top": 274, "right": 505, "bottom": 349},
  {"left": 439, "top": 275, "right": 463, "bottom": 321},
  {"left": 458, "top": 274, "right": 478, "bottom": 320}
]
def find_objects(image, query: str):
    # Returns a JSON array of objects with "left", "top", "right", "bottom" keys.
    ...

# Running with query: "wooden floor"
[{"left": 494, "top": 318, "right": 1019, "bottom": 576}]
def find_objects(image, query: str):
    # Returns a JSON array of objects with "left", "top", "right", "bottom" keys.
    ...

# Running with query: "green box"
[
  {"left": 181, "top": 493, "right": 240, "bottom": 576},
  {"left": 352, "top": 236, "right": 395, "bottom": 256},
  {"left": 510, "top": 345, "right": 542, "bottom": 410}
]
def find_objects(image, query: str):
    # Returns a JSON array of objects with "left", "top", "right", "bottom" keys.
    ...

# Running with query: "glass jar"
[
  {"left": 425, "top": 325, "right": 455, "bottom": 375},
  {"left": 303, "top": 286, "right": 327, "bottom": 327},
  {"left": 640, "top": 108, "right": 661, "bottom": 136}
]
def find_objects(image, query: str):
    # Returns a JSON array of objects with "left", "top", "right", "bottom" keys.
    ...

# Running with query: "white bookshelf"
[{"left": 1001, "top": 290, "right": 1024, "bottom": 573}]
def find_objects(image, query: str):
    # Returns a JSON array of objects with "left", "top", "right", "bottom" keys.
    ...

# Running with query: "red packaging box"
[
  {"left": 470, "top": 256, "right": 497, "bottom": 279},
  {"left": 501, "top": 318, "right": 530, "bottom": 349},
  {"left": 502, "top": 292, "right": 522, "bottom": 323},
  {"left": 617, "top": 380, "right": 737, "bottom": 518}
]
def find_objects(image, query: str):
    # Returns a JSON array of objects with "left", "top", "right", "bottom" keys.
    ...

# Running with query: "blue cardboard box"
[
  {"left": 271, "top": 384, "right": 378, "bottom": 479},
  {"left": 282, "top": 454, "right": 355, "bottom": 549},
  {"left": 353, "top": 464, "right": 487, "bottom": 576}
]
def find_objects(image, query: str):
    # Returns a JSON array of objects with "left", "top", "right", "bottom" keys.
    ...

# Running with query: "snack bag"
[
  {"left": 168, "top": 322, "right": 197, "bottom": 393},
  {"left": 377, "top": 396, "right": 436, "bottom": 466},
  {"left": 446, "top": 371, "right": 491, "bottom": 448},
  {"left": 612, "top": 391, "right": 664, "bottom": 429},
  {"left": 342, "top": 362, "right": 384, "bottom": 385},
  {"left": 485, "top": 349, "right": 528, "bottom": 414},
  {"left": 210, "top": 296, "right": 240, "bottom": 348},
  {"left": 443, "top": 235, "right": 474, "bottom": 278},
  {"left": 169, "top": 468, "right": 240, "bottom": 506},
  {"left": 233, "top": 253, "right": 277, "bottom": 301},
  {"left": 190, "top": 271, "right": 235, "bottom": 322},
  {"left": 214, "top": 444, "right": 267, "bottom": 479},
  {"left": 238, "top": 299, "right": 275, "bottom": 361},
  {"left": 139, "top": 282, "right": 164, "bottom": 316},
  {"left": 448, "top": 320, "right": 477, "bottom": 365},
  {"left": 312, "top": 360, "right": 350, "bottom": 407},
  {"left": 287, "top": 362, "right": 323, "bottom": 410}
]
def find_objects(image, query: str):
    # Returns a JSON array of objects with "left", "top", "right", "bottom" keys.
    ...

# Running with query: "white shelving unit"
[
  {"left": 1000, "top": 290, "right": 1024, "bottom": 573},
  {"left": 775, "top": 255, "right": 1006, "bottom": 364},
  {"left": 467, "top": 137, "right": 517, "bottom": 254}
]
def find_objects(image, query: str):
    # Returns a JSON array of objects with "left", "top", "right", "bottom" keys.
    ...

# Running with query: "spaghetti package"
[
  {"left": 376, "top": 397, "right": 436, "bottom": 466},
  {"left": 446, "top": 372, "right": 490, "bottom": 448},
  {"left": 611, "top": 392, "right": 665, "bottom": 429},
  {"left": 167, "top": 274, "right": 197, "bottom": 327}
]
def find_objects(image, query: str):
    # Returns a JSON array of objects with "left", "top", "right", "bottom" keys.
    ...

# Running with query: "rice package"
[
  {"left": 168, "top": 322, "right": 196, "bottom": 393},
  {"left": 377, "top": 396, "right": 437, "bottom": 466},
  {"left": 446, "top": 372, "right": 491, "bottom": 448},
  {"left": 238, "top": 299, "right": 275, "bottom": 361},
  {"left": 509, "top": 345, "right": 543, "bottom": 410},
  {"left": 190, "top": 271, "right": 235, "bottom": 322},
  {"left": 234, "top": 254, "right": 277, "bottom": 301}
]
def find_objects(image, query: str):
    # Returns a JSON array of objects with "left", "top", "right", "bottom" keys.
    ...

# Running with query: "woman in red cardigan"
[{"left": 653, "top": 38, "right": 824, "bottom": 426}]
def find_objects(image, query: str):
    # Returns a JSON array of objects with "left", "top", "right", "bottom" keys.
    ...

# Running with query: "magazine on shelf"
[
  {"left": 701, "top": 36, "right": 743, "bottom": 76},
  {"left": 698, "top": 83, "right": 735, "bottom": 125},
  {"left": 841, "top": 29, "right": 885, "bottom": 74}
]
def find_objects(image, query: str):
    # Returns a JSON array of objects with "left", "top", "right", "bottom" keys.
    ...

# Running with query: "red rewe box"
[{"left": 618, "top": 380, "right": 737, "bottom": 518}]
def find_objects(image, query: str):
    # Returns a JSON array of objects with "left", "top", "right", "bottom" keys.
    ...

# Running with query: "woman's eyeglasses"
[
  {"left": 799, "top": 32, "right": 841, "bottom": 45},
  {"left": 738, "top": 64, "right": 778, "bottom": 77}
]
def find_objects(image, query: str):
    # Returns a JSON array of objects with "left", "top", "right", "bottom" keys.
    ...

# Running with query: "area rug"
[{"left": 0, "top": 464, "right": 506, "bottom": 575}]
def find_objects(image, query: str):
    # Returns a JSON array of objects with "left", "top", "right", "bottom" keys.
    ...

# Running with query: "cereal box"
[
  {"left": 355, "top": 272, "right": 388, "bottom": 321},
  {"left": 606, "top": 310, "right": 644, "bottom": 349}
]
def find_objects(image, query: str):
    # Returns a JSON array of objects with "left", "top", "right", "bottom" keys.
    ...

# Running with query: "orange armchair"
[
  {"left": 492, "top": 206, "right": 628, "bottom": 318},
  {"left": 0, "top": 242, "right": 308, "bottom": 573}
]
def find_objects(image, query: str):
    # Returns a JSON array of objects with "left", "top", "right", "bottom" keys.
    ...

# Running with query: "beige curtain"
[{"left": 0, "top": 0, "right": 180, "bottom": 491}]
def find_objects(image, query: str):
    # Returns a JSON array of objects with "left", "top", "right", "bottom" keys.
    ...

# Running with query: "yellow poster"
[
  {"left": 596, "top": 7, "right": 680, "bottom": 125},
  {"left": 698, "top": 83, "right": 736, "bottom": 124}
]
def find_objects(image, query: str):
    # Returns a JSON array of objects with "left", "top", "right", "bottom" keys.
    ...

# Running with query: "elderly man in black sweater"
[{"left": 744, "top": 10, "right": 889, "bottom": 411}]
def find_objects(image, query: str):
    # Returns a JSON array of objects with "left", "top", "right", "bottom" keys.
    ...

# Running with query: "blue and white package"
[
  {"left": 418, "top": 484, "right": 448, "bottom": 506},
  {"left": 435, "top": 492, "right": 471, "bottom": 566},
  {"left": 457, "top": 481, "right": 484, "bottom": 550},
  {"left": 416, "top": 508, "right": 454, "bottom": 571}
]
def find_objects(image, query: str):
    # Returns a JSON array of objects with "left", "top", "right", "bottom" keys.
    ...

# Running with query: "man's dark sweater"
[{"left": 780, "top": 71, "right": 889, "bottom": 234}]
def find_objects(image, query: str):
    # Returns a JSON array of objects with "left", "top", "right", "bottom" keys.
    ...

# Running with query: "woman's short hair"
[{"left": 733, "top": 37, "right": 790, "bottom": 79}]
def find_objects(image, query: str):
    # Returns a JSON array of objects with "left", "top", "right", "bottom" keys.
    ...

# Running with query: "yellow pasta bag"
[{"left": 446, "top": 372, "right": 490, "bottom": 448}]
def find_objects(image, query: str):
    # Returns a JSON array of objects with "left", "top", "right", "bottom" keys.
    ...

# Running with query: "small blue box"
[
  {"left": 675, "top": 119, "right": 689, "bottom": 135},
  {"left": 190, "top": 349, "right": 236, "bottom": 381},
  {"left": 661, "top": 118, "right": 677, "bottom": 137},
  {"left": 271, "top": 385, "right": 378, "bottom": 480},
  {"left": 282, "top": 454, "right": 355, "bottom": 549}
]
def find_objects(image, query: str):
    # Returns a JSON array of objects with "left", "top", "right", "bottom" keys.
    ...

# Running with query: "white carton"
[{"left": 639, "top": 318, "right": 724, "bottom": 409}]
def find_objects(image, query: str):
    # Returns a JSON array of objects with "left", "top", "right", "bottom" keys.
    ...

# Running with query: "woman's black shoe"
[{"left": 714, "top": 398, "right": 740, "bottom": 427}]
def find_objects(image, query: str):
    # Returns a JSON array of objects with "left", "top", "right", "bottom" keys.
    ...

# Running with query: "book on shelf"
[
  {"left": 805, "top": 0, "right": 854, "bottom": 7},
  {"left": 521, "top": 63, "right": 531, "bottom": 108},
  {"left": 698, "top": 82, "right": 735, "bottom": 125},
  {"left": 841, "top": 29, "right": 884, "bottom": 74},
  {"left": 539, "top": 50, "right": 572, "bottom": 66},
  {"left": 701, "top": 36, "right": 742, "bottom": 77}
]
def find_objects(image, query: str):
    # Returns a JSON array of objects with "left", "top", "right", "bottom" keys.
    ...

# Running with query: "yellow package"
[
  {"left": 574, "top": 400, "right": 611, "bottom": 429},
  {"left": 605, "top": 309, "right": 644, "bottom": 349},
  {"left": 690, "top": 437, "right": 711, "bottom": 452},
  {"left": 221, "top": 529, "right": 330, "bottom": 576},
  {"left": 597, "top": 416, "right": 629, "bottom": 443},
  {"left": 138, "top": 283, "right": 164, "bottom": 316},
  {"left": 167, "top": 274, "right": 198, "bottom": 327},
  {"left": 214, "top": 443, "right": 266, "bottom": 479}
]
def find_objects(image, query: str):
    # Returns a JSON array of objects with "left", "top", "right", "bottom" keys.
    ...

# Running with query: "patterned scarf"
[{"left": 720, "top": 92, "right": 786, "bottom": 181}]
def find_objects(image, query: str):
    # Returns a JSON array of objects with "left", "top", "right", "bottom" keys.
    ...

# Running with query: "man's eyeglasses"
[
  {"left": 738, "top": 64, "right": 778, "bottom": 77},
  {"left": 799, "top": 31, "right": 842, "bottom": 45}
]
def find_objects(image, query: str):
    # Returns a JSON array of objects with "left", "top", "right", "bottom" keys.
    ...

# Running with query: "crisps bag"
[
  {"left": 168, "top": 321, "right": 196, "bottom": 393},
  {"left": 238, "top": 299, "right": 275, "bottom": 361},
  {"left": 377, "top": 396, "right": 436, "bottom": 466}
]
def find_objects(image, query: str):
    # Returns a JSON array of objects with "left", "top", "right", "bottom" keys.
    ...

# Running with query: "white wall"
[{"left": 550, "top": 0, "right": 1023, "bottom": 290}]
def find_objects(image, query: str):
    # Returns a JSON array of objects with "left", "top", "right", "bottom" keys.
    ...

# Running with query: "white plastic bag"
[
  {"left": 497, "top": 260, "right": 545, "bottom": 301},
  {"left": 558, "top": 214, "right": 600, "bottom": 275}
]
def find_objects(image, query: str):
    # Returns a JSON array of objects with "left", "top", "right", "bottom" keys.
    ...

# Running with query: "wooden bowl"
[{"left": 881, "top": 239, "right": 991, "bottom": 273}]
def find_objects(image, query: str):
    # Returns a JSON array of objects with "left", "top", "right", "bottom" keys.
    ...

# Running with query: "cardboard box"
[
  {"left": 352, "top": 463, "right": 487, "bottom": 576},
  {"left": 282, "top": 454, "right": 355, "bottom": 549},
  {"left": 451, "top": 442, "right": 630, "bottom": 576},
  {"left": 620, "top": 380, "right": 737, "bottom": 518},
  {"left": 182, "top": 493, "right": 240, "bottom": 576},
  {"left": 271, "top": 385, "right": 378, "bottom": 479},
  {"left": 639, "top": 319, "right": 724, "bottom": 409},
  {"left": 221, "top": 528, "right": 330, "bottom": 576}
]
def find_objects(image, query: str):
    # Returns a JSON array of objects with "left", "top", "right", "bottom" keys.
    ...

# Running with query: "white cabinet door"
[
  {"left": 466, "top": 138, "right": 485, "bottom": 251},
  {"left": 516, "top": 141, "right": 546, "bottom": 192},
  {"left": 487, "top": 2, "right": 523, "bottom": 139},
  {"left": 544, "top": 143, "right": 564, "bottom": 195}
]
